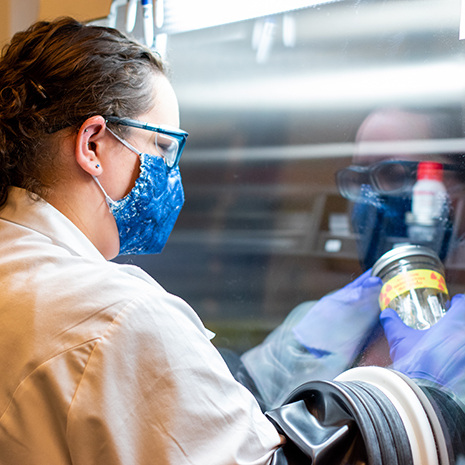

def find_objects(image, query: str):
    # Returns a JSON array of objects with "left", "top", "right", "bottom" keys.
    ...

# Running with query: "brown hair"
[{"left": 0, "top": 16, "right": 165, "bottom": 206}]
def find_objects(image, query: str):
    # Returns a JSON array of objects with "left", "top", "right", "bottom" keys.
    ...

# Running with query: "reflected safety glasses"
[
  {"left": 336, "top": 160, "right": 463, "bottom": 201},
  {"left": 104, "top": 116, "right": 188, "bottom": 169}
]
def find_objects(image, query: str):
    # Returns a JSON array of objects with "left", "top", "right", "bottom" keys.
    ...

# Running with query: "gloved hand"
[
  {"left": 293, "top": 270, "right": 382, "bottom": 365},
  {"left": 381, "top": 293, "right": 465, "bottom": 392}
]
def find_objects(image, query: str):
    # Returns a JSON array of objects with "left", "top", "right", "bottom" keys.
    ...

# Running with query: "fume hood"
[{"left": 104, "top": 1, "right": 465, "bottom": 462}]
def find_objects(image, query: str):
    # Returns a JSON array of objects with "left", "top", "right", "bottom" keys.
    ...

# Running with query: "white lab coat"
[{"left": 0, "top": 187, "right": 282, "bottom": 465}]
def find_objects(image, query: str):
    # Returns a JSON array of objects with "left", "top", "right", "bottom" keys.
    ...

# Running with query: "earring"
[{"left": 95, "top": 164, "right": 100, "bottom": 169}]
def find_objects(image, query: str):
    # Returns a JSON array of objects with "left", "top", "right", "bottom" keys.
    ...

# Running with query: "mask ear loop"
[
  {"left": 92, "top": 124, "right": 144, "bottom": 207},
  {"left": 93, "top": 175, "right": 115, "bottom": 207}
]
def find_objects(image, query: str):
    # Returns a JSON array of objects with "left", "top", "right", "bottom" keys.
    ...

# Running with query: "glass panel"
[
  {"left": 160, "top": 0, "right": 342, "bottom": 34},
  {"left": 122, "top": 0, "right": 465, "bottom": 348},
  {"left": 115, "top": 1, "right": 465, "bottom": 453}
]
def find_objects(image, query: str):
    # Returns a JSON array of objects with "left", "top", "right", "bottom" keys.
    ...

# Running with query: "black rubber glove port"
[{"left": 267, "top": 380, "right": 413, "bottom": 464}]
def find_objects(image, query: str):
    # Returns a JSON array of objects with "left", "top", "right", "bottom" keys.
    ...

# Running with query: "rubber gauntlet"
[{"left": 293, "top": 270, "right": 382, "bottom": 366}]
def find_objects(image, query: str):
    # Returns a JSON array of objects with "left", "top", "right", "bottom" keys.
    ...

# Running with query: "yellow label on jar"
[{"left": 379, "top": 269, "right": 448, "bottom": 311}]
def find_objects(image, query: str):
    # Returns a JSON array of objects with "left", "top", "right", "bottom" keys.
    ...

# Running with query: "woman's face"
[{"left": 98, "top": 74, "right": 181, "bottom": 201}]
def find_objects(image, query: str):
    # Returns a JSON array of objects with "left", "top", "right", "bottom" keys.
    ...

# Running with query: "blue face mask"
[
  {"left": 351, "top": 184, "right": 454, "bottom": 270},
  {"left": 351, "top": 185, "right": 409, "bottom": 270},
  {"left": 94, "top": 153, "right": 184, "bottom": 255}
]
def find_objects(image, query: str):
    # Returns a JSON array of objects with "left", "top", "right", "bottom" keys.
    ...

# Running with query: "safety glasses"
[
  {"left": 336, "top": 160, "right": 418, "bottom": 200},
  {"left": 336, "top": 160, "right": 464, "bottom": 201},
  {"left": 105, "top": 116, "right": 188, "bottom": 169}
]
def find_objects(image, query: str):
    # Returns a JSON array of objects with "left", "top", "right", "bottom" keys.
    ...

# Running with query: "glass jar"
[{"left": 372, "top": 244, "right": 449, "bottom": 330}]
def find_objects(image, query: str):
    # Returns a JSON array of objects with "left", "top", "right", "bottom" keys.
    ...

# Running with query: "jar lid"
[{"left": 372, "top": 244, "right": 441, "bottom": 277}]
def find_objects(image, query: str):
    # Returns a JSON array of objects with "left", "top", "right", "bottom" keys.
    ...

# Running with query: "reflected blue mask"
[
  {"left": 351, "top": 184, "right": 453, "bottom": 270},
  {"left": 94, "top": 153, "right": 184, "bottom": 255}
]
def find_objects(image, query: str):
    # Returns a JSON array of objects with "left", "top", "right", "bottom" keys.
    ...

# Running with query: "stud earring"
[{"left": 95, "top": 164, "right": 100, "bottom": 169}]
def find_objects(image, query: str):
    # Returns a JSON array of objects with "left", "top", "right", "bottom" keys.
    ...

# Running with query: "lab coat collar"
[{"left": 0, "top": 187, "right": 106, "bottom": 261}]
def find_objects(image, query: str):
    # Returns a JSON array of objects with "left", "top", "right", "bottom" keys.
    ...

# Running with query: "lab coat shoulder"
[{"left": 66, "top": 288, "right": 282, "bottom": 465}]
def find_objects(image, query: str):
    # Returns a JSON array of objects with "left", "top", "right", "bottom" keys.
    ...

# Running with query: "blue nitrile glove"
[
  {"left": 381, "top": 294, "right": 465, "bottom": 392},
  {"left": 292, "top": 270, "right": 382, "bottom": 366}
]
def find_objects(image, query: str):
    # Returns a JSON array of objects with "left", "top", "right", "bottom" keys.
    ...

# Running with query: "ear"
[{"left": 75, "top": 115, "right": 107, "bottom": 177}]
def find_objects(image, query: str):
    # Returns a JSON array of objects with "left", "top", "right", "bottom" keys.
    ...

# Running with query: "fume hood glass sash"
[{"left": 159, "top": 0, "right": 343, "bottom": 34}]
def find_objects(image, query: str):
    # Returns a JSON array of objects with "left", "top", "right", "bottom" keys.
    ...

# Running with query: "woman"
[
  {"left": 3, "top": 16, "right": 463, "bottom": 465},
  {"left": 0, "top": 17, "right": 283, "bottom": 464}
]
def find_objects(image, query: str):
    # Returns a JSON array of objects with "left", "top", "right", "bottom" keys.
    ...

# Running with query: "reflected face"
[{"left": 337, "top": 109, "right": 465, "bottom": 270}]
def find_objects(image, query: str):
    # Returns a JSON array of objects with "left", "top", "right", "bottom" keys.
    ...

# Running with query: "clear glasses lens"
[
  {"left": 155, "top": 133, "right": 179, "bottom": 167},
  {"left": 336, "top": 167, "right": 370, "bottom": 201},
  {"left": 372, "top": 163, "right": 414, "bottom": 193}
]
